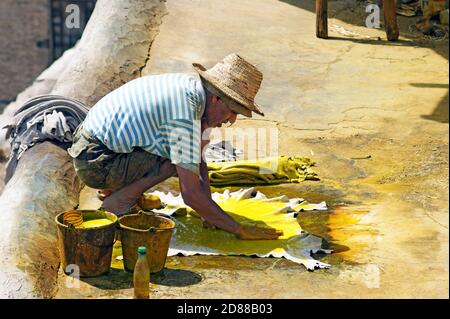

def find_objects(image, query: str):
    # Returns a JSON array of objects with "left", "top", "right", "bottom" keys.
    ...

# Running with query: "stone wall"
[{"left": 0, "top": 0, "right": 49, "bottom": 109}]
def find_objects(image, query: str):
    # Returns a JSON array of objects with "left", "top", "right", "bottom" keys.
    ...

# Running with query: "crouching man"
[{"left": 68, "top": 53, "right": 282, "bottom": 240}]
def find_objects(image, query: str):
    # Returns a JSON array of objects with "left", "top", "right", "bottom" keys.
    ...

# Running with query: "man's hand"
[
  {"left": 236, "top": 224, "right": 283, "bottom": 240},
  {"left": 201, "top": 217, "right": 217, "bottom": 229}
]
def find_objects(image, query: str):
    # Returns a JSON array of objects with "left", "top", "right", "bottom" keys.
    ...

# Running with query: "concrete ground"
[{"left": 55, "top": 0, "right": 448, "bottom": 298}]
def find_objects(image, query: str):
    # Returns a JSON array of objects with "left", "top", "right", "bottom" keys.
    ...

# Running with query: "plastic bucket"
[
  {"left": 118, "top": 210, "right": 175, "bottom": 273},
  {"left": 55, "top": 209, "right": 118, "bottom": 277}
]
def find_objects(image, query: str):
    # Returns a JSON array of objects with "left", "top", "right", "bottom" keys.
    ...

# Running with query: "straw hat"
[{"left": 192, "top": 53, "right": 264, "bottom": 117}]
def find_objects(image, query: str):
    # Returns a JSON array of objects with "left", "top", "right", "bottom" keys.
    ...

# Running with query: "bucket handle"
[
  {"left": 118, "top": 210, "right": 175, "bottom": 232},
  {"left": 136, "top": 209, "right": 175, "bottom": 221}
]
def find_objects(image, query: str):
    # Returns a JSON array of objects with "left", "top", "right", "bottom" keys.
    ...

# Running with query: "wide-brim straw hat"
[{"left": 192, "top": 53, "right": 264, "bottom": 117}]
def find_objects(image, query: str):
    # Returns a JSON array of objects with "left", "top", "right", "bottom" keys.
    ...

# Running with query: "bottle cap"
[{"left": 138, "top": 246, "right": 147, "bottom": 255}]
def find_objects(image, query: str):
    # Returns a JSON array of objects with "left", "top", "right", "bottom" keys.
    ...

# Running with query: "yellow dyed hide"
[{"left": 150, "top": 188, "right": 330, "bottom": 270}]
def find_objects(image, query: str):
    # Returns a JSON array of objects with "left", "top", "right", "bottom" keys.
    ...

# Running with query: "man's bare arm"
[
  {"left": 178, "top": 165, "right": 240, "bottom": 234},
  {"left": 199, "top": 137, "right": 212, "bottom": 198},
  {"left": 176, "top": 165, "right": 283, "bottom": 240}
]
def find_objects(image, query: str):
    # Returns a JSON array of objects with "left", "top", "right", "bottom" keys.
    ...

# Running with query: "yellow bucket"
[
  {"left": 118, "top": 211, "right": 175, "bottom": 273},
  {"left": 55, "top": 209, "right": 118, "bottom": 277}
]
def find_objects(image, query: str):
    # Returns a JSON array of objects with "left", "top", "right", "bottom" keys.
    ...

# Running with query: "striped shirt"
[{"left": 82, "top": 73, "right": 206, "bottom": 174}]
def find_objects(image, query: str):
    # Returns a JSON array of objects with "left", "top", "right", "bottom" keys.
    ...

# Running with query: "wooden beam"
[
  {"left": 316, "top": 0, "right": 328, "bottom": 39},
  {"left": 383, "top": 0, "right": 399, "bottom": 41}
]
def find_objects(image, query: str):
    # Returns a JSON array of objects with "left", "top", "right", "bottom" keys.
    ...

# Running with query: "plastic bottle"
[{"left": 133, "top": 246, "right": 150, "bottom": 299}]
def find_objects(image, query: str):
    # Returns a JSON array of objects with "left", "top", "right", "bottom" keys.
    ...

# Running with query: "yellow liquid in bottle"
[{"left": 133, "top": 253, "right": 150, "bottom": 299}]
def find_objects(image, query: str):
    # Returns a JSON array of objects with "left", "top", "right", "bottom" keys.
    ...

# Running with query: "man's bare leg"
[{"left": 102, "top": 160, "right": 176, "bottom": 215}]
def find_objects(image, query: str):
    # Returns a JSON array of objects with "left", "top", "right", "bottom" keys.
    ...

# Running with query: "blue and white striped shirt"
[{"left": 82, "top": 73, "right": 206, "bottom": 174}]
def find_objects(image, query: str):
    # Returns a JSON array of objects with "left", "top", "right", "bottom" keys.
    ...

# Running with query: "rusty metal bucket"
[
  {"left": 118, "top": 210, "right": 175, "bottom": 273},
  {"left": 55, "top": 209, "right": 118, "bottom": 277}
]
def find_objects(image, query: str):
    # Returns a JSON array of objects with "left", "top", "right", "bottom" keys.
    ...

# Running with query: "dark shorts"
[{"left": 68, "top": 124, "right": 164, "bottom": 191}]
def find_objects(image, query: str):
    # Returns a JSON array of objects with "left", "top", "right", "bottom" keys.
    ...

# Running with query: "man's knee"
[{"left": 73, "top": 158, "right": 109, "bottom": 189}]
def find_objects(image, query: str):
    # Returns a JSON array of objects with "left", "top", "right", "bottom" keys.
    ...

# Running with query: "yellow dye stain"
[
  {"left": 327, "top": 207, "right": 374, "bottom": 261},
  {"left": 79, "top": 218, "right": 113, "bottom": 228}
]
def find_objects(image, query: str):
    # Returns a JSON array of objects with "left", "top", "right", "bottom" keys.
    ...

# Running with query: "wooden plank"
[
  {"left": 316, "top": 0, "right": 328, "bottom": 39},
  {"left": 383, "top": 0, "right": 399, "bottom": 41}
]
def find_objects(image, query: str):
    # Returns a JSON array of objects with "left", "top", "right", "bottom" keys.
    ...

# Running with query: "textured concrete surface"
[{"left": 55, "top": 0, "right": 449, "bottom": 298}]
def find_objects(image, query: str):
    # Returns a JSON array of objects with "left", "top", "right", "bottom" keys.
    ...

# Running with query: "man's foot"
[
  {"left": 102, "top": 191, "right": 137, "bottom": 216},
  {"left": 97, "top": 189, "right": 113, "bottom": 201}
]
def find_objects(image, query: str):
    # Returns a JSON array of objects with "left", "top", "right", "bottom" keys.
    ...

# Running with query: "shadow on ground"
[
  {"left": 79, "top": 267, "right": 203, "bottom": 290},
  {"left": 413, "top": 83, "right": 449, "bottom": 123},
  {"left": 151, "top": 268, "right": 203, "bottom": 287}
]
